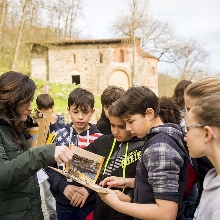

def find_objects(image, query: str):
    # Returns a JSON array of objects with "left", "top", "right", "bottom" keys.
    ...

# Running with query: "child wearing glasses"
[
  {"left": 184, "top": 77, "right": 220, "bottom": 208},
  {"left": 184, "top": 94, "right": 220, "bottom": 220}
]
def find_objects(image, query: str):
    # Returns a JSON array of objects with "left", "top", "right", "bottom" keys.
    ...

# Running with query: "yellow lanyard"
[
  {"left": 103, "top": 138, "right": 129, "bottom": 192},
  {"left": 103, "top": 138, "right": 116, "bottom": 174}
]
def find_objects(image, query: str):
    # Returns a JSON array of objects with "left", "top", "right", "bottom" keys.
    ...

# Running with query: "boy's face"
[
  {"left": 109, "top": 116, "right": 132, "bottom": 142},
  {"left": 68, "top": 104, "right": 94, "bottom": 133},
  {"left": 123, "top": 113, "right": 153, "bottom": 138}
]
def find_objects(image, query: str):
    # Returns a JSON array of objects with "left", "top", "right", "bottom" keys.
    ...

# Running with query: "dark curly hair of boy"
[{"left": 159, "top": 96, "right": 181, "bottom": 125}]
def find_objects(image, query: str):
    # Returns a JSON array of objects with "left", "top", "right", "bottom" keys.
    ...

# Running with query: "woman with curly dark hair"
[{"left": 0, "top": 71, "right": 73, "bottom": 220}]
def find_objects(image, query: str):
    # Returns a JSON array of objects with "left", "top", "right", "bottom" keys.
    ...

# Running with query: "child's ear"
[
  {"left": 67, "top": 107, "right": 70, "bottom": 114},
  {"left": 145, "top": 108, "right": 154, "bottom": 119},
  {"left": 204, "top": 126, "right": 216, "bottom": 143}
]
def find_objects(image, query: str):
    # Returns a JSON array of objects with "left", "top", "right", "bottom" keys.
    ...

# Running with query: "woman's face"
[{"left": 15, "top": 100, "right": 33, "bottom": 122}]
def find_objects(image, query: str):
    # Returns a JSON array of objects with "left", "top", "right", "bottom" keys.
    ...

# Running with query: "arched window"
[
  {"left": 100, "top": 53, "right": 103, "bottom": 63},
  {"left": 73, "top": 54, "right": 76, "bottom": 63},
  {"left": 120, "top": 49, "right": 124, "bottom": 62}
]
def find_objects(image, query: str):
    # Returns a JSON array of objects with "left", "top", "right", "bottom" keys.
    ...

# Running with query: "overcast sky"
[{"left": 81, "top": 0, "right": 220, "bottom": 74}]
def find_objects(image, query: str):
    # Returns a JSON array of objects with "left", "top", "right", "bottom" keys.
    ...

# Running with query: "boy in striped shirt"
[{"left": 45, "top": 88, "right": 102, "bottom": 220}]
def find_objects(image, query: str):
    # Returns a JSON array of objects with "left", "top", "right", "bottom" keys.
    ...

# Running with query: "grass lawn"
[{"left": 33, "top": 79, "right": 102, "bottom": 123}]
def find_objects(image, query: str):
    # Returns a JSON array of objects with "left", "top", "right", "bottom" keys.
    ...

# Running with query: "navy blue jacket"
[{"left": 45, "top": 123, "right": 101, "bottom": 208}]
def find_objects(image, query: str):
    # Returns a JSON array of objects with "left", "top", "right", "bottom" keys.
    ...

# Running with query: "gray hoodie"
[{"left": 193, "top": 168, "right": 220, "bottom": 220}]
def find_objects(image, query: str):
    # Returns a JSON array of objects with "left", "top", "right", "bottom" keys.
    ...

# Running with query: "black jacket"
[
  {"left": 97, "top": 117, "right": 111, "bottom": 135},
  {"left": 86, "top": 134, "right": 145, "bottom": 220}
]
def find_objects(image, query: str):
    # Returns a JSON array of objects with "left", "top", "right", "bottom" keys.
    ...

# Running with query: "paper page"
[{"left": 49, "top": 145, "right": 108, "bottom": 193}]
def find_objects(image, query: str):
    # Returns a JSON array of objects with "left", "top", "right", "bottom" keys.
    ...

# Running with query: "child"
[
  {"left": 36, "top": 93, "right": 66, "bottom": 220},
  {"left": 45, "top": 88, "right": 102, "bottom": 220},
  {"left": 184, "top": 77, "right": 220, "bottom": 206},
  {"left": 36, "top": 93, "right": 65, "bottom": 132},
  {"left": 98, "top": 86, "right": 188, "bottom": 220},
  {"left": 184, "top": 94, "right": 220, "bottom": 220},
  {"left": 86, "top": 100, "right": 145, "bottom": 220},
  {"left": 97, "top": 85, "right": 125, "bottom": 134}
]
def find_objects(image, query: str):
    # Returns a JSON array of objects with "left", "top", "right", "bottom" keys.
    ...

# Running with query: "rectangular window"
[{"left": 72, "top": 75, "right": 80, "bottom": 84}]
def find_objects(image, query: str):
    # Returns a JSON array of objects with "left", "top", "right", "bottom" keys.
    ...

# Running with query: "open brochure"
[{"left": 49, "top": 145, "right": 108, "bottom": 194}]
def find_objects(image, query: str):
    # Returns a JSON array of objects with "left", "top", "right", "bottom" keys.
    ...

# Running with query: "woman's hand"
[{"left": 54, "top": 145, "right": 73, "bottom": 163}]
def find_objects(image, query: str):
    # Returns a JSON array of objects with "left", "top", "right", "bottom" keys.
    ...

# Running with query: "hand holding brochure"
[{"left": 49, "top": 144, "right": 108, "bottom": 193}]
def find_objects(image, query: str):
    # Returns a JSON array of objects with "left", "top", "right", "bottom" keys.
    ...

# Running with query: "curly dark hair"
[
  {"left": 159, "top": 96, "right": 181, "bottom": 125},
  {"left": 0, "top": 71, "right": 36, "bottom": 147}
]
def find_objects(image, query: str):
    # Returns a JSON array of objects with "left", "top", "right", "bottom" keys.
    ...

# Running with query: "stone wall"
[{"left": 30, "top": 39, "right": 158, "bottom": 96}]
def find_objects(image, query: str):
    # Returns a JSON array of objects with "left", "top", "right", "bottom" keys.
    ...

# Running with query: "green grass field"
[
  {"left": 0, "top": 72, "right": 102, "bottom": 123},
  {"left": 33, "top": 79, "right": 102, "bottom": 123}
]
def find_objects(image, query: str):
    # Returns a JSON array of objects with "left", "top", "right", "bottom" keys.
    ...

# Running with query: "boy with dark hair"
[
  {"left": 36, "top": 93, "right": 65, "bottom": 132},
  {"left": 86, "top": 100, "right": 145, "bottom": 220},
  {"left": 45, "top": 88, "right": 102, "bottom": 220},
  {"left": 98, "top": 86, "right": 188, "bottom": 220},
  {"left": 97, "top": 85, "right": 125, "bottom": 135},
  {"left": 36, "top": 93, "right": 54, "bottom": 110}
]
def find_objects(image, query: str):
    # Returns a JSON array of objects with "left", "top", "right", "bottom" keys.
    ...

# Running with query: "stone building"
[{"left": 29, "top": 38, "right": 159, "bottom": 95}]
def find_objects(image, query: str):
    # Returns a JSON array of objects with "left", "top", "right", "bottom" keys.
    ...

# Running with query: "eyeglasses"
[
  {"left": 182, "top": 124, "right": 204, "bottom": 132},
  {"left": 182, "top": 123, "right": 217, "bottom": 139}
]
